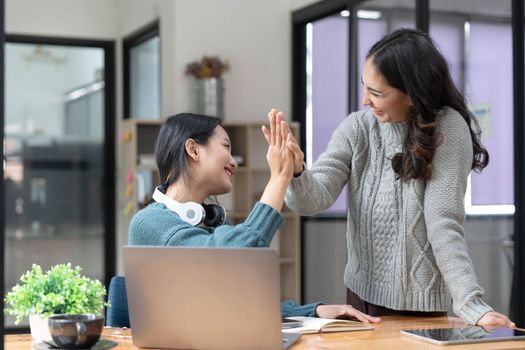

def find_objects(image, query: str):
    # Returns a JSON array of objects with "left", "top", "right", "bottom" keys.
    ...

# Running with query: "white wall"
[
  {"left": 6, "top": 0, "right": 117, "bottom": 39},
  {"left": 172, "top": 0, "right": 291, "bottom": 120},
  {"left": 289, "top": 0, "right": 321, "bottom": 12}
]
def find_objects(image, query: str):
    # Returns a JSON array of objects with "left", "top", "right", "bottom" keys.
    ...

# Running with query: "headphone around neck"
[{"left": 152, "top": 186, "right": 226, "bottom": 227}]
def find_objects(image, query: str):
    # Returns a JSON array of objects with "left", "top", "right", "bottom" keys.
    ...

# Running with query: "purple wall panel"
[
  {"left": 311, "top": 15, "right": 348, "bottom": 213},
  {"left": 357, "top": 19, "right": 387, "bottom": 106},
  {"left": 312, "top": 16, "right": 348, "bottom": 159},
  {"left": 390, "top": 12, "right": 416, "bottom": 30},
  {"left": 467, "top": 22, "right": 513, "bottom": 205},
  {"left": 312, "top": 16, "right": 348, "bottom": 212},
  {"left": 430, "top": 21, "right": 462, "bottom": 89}
]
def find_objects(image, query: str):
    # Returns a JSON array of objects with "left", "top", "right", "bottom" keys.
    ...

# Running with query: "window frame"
[
  {"left": 122, "top": 20, "right": 160, "bottom": 120},
  {"left": 2, "top": 34, "right": 116, "bottom": 333}
]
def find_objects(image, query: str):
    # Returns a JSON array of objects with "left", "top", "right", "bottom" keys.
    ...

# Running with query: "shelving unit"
[{"left": 119, "top": 119, "right": 302, "bottom": 302}]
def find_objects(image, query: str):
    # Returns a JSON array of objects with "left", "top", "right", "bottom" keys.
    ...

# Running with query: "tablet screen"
[{"left": 401, "top": 327, "right": 525, "bottom": 345}]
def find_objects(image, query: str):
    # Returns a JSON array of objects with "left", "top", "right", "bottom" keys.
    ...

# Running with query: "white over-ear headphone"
[{"left": 152, "top": 187, "right": 226, "bottom": 227}]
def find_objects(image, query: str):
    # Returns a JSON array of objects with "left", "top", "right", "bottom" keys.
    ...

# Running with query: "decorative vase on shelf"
[
  {"left": 196, "top": 77, "right": 224, "bottom": 120},
  {"left": 185, "top": 56, "right": 229, "bottom": 120}
]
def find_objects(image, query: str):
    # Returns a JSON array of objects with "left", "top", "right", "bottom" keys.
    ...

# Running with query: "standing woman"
[{"left": 277, "top": 28, "right": 514, "bottom": 327}]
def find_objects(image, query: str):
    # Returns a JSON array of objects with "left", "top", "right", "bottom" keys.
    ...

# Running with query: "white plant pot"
[{"left": 29, "top": 314, "right": 53, "bottom": 343}]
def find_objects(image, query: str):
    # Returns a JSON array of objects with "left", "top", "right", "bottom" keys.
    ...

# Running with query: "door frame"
[{"left": 2, "top": 34, "right": 115, "bottom": 332}]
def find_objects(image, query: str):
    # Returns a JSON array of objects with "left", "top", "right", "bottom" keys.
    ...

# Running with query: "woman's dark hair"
[
  {"left": 155, "top": 113, "right": 222, "bottom": 187},
  {"left": 366, "top": 28, "right": 489, "bottom": 181}
]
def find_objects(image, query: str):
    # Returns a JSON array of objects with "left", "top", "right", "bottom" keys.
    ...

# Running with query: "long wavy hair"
[{"left": 367, "top": 28, "right": 489, "bottom": 181}]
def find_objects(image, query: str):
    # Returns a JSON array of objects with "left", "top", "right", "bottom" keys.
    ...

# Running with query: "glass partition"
[
  {"left": 4, "top": 41, "right": 109, "bottom": 328},
  {"left": 306, "top": 13, "right": 349, "bottom": 214},
  {"left": 430, "top": 0, "right": 513, "bottom": 315}
]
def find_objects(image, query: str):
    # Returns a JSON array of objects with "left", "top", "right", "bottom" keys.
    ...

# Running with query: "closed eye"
[{"left": 361, "top": 78, "right": 382, "bottom": 97}]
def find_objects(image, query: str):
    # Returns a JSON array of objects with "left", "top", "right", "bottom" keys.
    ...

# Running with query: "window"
[
  {"left": 430, "top": 0, "right": 513, "bottom": 316},
  {"left": 303, "top": 0, "right": 416, "bottom": 215},
  {"left": 306, "top": 14, "right": 349, "bottom": 214},
  {"left": 430, "top": 2, "right": 514, "bottom": 215},
  {"left": 123, "top": 21, "right": 160, "bottom": 120}
]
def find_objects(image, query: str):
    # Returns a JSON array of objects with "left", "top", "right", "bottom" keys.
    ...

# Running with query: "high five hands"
[
  {"left": 263, "top": 108, "right": 294, "bottom": 182},
  {"left": 257, "top": 108, "right": 295, "bottom": 212},
  {"left": 262, "top": 109, "right": 305, "bottom": 177}
]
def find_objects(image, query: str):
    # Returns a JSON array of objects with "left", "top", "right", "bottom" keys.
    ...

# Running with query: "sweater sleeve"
[
  {"left": 280, "top": 300, "right": 324, "bottom": 318},
  {"left": 423, "top": 109, "right": 492, "bottom": 325},
  {"left": 285, "top": 113, "right": 358, "bottom": 215},
  {"left": 130, "top": 202, "right": 284, "bottom": 248},
  {"left": 168, "top": 202, "right": 283, "bottom": 247}
]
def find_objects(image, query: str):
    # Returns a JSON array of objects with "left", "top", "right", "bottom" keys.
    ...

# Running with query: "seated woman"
[{"left": 128, "top": 112, "right": 379, "bottom": 323}]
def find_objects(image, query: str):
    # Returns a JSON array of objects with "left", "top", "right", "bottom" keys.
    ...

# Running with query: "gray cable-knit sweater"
[{"left": 285, "top": 107, "right": 493, "bottom": 325}]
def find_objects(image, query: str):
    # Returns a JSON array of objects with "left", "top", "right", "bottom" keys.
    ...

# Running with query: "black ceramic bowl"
[{"left": 48, "top": 314, "right": 104, "bottom": 349}]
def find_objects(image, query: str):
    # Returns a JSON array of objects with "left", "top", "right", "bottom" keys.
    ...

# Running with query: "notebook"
[
  {"left": 123, "top": 246, "right": 301, "bottom": 350},
  {"left": 282, "top": 316, "right": 374, "bottom": 334}
]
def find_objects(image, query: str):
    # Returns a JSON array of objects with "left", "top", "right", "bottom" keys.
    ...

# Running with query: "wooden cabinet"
[{"left": 119, "top": 119, "right": 302, "bottom": 302}]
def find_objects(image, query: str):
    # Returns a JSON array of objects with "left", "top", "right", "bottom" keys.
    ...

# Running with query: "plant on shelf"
[
  {"left": 185, "top": 55, "right": 230, "bottom": 79},
  {"left": 4, "top": 263, "right": 108, "bottom": 342}
]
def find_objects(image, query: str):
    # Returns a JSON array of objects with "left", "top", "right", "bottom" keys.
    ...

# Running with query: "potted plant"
[{"left": 4, "top": 263, "right": 108, "bottom": 343}]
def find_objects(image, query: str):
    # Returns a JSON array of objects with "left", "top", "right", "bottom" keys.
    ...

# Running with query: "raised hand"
[
  {"left": 264, "top": 110, "right": 293, "bottom": 182},
  {"left": 262, "top": 109, "right": 305, "bottom": 176},
  {"left": 257, "top": 110, "right": 294, "bottom": 211}
]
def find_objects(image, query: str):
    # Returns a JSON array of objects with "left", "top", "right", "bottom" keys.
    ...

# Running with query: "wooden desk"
[
  {"left": 291, "top": 316, "right": 525, "bottom": 349},
  {"left": 4, "top": 316, "right": 525, "bottom": 349}
]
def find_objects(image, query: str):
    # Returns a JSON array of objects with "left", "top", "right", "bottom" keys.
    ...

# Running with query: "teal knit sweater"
[{"left": 128, "top": 201, "right": 321, "bottom": 317}]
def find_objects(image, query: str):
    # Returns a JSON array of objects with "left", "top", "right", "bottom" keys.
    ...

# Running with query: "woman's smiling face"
[
  {"left": 361, "top": 57, "right": 412, "bottom": 123},
  {"left": 195, "top": 125, "right": 237, "bottom": 196}
]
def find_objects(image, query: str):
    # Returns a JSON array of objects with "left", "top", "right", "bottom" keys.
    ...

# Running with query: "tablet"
[{"left": 401, "top": 327, "right": 525, "bottom": 345}]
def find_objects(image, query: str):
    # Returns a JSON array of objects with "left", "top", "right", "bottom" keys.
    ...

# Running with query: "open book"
[{"left": 281, "top": 316, "right": 375, "bottom": 334}]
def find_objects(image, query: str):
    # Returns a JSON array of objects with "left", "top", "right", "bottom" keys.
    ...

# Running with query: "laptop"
[{"left": 123, "top": 246, "right": 301, "bottom": 350}]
